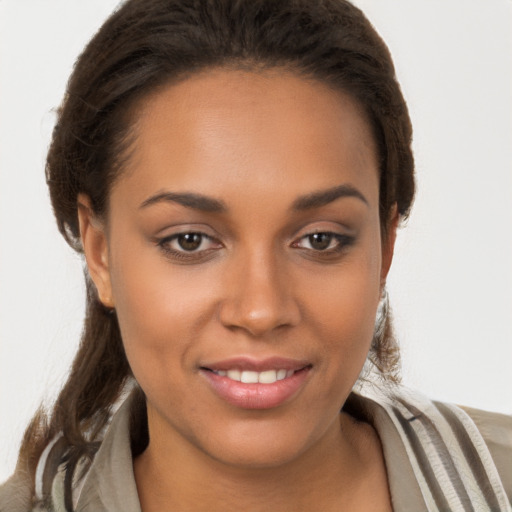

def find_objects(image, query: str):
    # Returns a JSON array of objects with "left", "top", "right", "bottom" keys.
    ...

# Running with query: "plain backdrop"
[{"left": 1, "top": 0, "right": 511, "bottom": 483}]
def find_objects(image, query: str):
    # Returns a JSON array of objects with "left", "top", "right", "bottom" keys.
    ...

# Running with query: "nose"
[{"left": 218, "top": 250, "right": 301, "bottom": 337}]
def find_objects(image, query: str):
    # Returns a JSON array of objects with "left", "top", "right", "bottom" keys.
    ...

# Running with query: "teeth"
[
  {"left": 277, "top": 369, "right": 287, "bottom": 380},
  {"left": 215, "top": 369, "right": 293, "bottom": 383},
  {"left": 227, "top": 369, "right": 241, "bottom": 381},
  {"left": 241, "top": 371, "right": 259, "bottom": 383},
  {"left": 258, "top": 370, "right": 277, "bottom": 384}
]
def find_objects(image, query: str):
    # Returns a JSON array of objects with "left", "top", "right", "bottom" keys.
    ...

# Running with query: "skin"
[{"left": 78, "top": 68, "right": 397, "bottom": 511}]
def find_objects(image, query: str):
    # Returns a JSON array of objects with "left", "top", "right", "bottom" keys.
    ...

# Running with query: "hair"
[{"left": 19, "top": 0, "right": 414, "bottom": 505}]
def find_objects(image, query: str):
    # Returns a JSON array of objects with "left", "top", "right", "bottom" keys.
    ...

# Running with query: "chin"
[
  {"left": 190, "top": 413, "right": 336, "bottom": 472},
  {"left": 207, "top": 439, "right": 310, "bottom": 471}
]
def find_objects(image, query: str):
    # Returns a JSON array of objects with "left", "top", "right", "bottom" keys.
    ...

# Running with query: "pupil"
[
  {"left": 178, "top": 233, "right": 202, "bottom": 251},
  {"left": 309, "top": 233, "right": 332, "bottom": 250}
]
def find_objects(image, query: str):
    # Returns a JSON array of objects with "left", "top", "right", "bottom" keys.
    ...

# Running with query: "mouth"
[
  {"left": 199, "top": 358, "right": 312, "bottom": 409},
  {"left": 202, "top": 367, "right": 304, "bottom": 383}
]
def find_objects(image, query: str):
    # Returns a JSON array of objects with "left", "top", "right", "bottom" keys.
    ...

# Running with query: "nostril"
[{"left": 219, "top": 301, "right": 299, "bottom": 336}]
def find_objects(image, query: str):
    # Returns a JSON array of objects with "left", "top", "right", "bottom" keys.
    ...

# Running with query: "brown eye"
[
  {"left": 293, "top": 231, "right": 354, "bottom": 254},
  {"left": 157, "top": 231, "right": 223, "bottom": 262},
  {"left": 308, "top": 233, "right": 333, "bottom": 251},
  {"left": 177, "top": 233, "right": 203, "bottom": 251}
]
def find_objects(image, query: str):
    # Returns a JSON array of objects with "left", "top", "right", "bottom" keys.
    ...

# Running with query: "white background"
[{"left": 1, "top": 0, "right": 511, "bottom": 483}]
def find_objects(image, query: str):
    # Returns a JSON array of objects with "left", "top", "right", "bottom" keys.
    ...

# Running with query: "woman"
[{"left": 1, "top": 0, "right": 510, "bottom": 511}]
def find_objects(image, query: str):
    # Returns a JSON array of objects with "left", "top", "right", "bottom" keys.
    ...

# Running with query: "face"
[{"left": 80, "top": 68, "right": 395, "bottom": 469}]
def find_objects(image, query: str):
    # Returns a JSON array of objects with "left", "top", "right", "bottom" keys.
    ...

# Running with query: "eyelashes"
[
  {"left": 156, "top": 232, "right": 221, "bottom": 261},
  {"left": 155, "top": 230, "right": 355, "bottom": 263},
  {"left": 291, "top": 232, "right": 354, "bottom": 253}
]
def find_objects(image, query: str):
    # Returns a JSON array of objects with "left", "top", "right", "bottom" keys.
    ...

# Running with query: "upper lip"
[{"left": 200, "top": 356, "right": 311, "bottom": 372}]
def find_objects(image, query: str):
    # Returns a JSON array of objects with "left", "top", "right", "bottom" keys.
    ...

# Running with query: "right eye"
[{"left": 157, "top": 232, "right": 222, "bottom": 261}]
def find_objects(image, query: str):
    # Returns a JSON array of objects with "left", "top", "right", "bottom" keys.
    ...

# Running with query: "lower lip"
[{"left": 201, "top": 367, "right": 311, "bottom": 410}]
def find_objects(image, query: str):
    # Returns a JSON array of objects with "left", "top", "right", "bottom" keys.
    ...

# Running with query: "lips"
[{"left": 200, "top": 357, "right": 312, "bottom": 409}]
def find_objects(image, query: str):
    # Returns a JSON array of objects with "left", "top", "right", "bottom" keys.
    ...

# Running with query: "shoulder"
[
  {"left": 355, "top": 385, "right": 512, "bottom": 510},
  {"left": 1, "top": 388, "right": 143, "bottom": 512},
  {"left": 396, "top": 388, "right": 512, "bottom": 508},
  {"left": 459, "top": 404, "right": 512, "bottom": 501},
  {"left": 0, "top": 435, "right": 71, "bottom": 512},
  {"left": 0, "top": 469, "right": 32, "bottom": 512}
]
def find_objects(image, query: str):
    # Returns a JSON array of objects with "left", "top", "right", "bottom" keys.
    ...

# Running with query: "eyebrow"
[
  {"left": 292, "top": 184, "right": 368, "bottom": 210},
  {"left": 139, "top": 183, "right": 368, "bottom": 213},
  {"left": 139, "top": 192, "right": 227, "bottom": 212}
]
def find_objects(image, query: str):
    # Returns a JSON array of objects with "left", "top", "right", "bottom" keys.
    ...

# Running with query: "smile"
[
  {"left": 212, "top": 369, "right": 295, "bottom": 384},
  {"left": 200, "top": 359, "right": 312, "bottom": 409}
]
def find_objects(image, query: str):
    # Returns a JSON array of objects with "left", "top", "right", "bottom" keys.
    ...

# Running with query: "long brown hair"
[{"left": 20, "top": 0, "right": 415, "bottom": 502}]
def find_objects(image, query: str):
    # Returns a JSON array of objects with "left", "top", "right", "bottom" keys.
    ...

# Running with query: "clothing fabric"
[{"left": 1, "top": 386, "right": 511, "bottom": 511}]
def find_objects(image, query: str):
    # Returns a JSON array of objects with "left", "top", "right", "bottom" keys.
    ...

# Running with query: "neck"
[{"left": 134, "top": 412, "right": 388, "bottom": 512}]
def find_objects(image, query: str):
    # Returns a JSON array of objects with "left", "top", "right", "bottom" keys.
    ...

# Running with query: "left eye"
[{"left": 294, "top": 232, "right": 348, "bottom": 251}]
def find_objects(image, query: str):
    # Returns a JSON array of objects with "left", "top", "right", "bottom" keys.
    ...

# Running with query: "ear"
[
  {"left": 380, "top": 203, "right": 399, "bottom": 289},
  {"left": 77, "top": 194, "right": 114, "bottom": 308}
]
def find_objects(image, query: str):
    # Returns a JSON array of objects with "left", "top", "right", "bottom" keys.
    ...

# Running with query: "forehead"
[{"left": 114, "top": 68, "right": 379, "bottom": 210}]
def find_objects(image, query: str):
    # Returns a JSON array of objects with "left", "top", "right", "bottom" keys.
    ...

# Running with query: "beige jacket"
[{"left": 1, "top": 387, "right": 511, "bottom": 511}]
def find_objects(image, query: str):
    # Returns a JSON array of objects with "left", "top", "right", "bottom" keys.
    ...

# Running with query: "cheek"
[
  {"left": 108, "top": 248, "right": 216, "bottom": 388},
  {"left": 303, "top": 250, "right": 382, "bottom": 371},
  {"left": 317, "top": 284, "right": 379, "bottom": 357}
]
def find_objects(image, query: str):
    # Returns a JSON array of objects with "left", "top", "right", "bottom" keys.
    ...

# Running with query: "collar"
[
  {"left": 74, "top": 389, "right": 425, "bottom": 511},
  {"left": 75, "top": 394, "right": 141, "bottom": 512}
]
